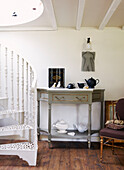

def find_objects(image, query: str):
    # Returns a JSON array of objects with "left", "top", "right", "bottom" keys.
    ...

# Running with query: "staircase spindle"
[
  {"left": 17, "top": 55, "right": 20, "bottom": 123},
  {"left": 5, "top": 47, "right": 8, "bottom": 98},
  {"left": 26, "top": 62, "right": 28, "bottom": 124},
  {"left": 11, "top": 51, "right": 14, "bottom": 110},
  {"left": 30, "top": 66, "right": 32, "bottom": 125},
  {"left": 17, "top": 55, "right": 19, "bottom": 111},
  {"left": 21, "top": 58, "right": 24, "bottom": 139},
  {"left": 34, "top": 88, "right": 37, "bottom": 146},
  {"left": 32, "top": 71, "right": 35, "bottom": 124},
  {"left": 22, "top": 58, "right": 24, "bottom": 115},
  {"left": 32, "top": 71, "right": 36, "bottom": 144},
  {"left": 0, "top": 44, "right": 1, "bottom": 96},
  {"left": 29, "top": 66, "right": 32, "bottom": 141}
]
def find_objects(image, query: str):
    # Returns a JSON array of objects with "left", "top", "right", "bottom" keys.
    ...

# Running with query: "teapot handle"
[{"left": 96, "top": 79, "right": 100, "bottom": 85}]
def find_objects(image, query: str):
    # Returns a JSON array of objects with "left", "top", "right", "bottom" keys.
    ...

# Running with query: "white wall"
[
  {"left": 0, "top": 27, "right": 124, "bottom": 100},
  {"left": 0, "top": 27, "right": 124, "bottom": 130}
]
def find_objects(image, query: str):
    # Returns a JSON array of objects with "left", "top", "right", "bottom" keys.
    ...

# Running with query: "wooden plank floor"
[{"left": 0, "top": 141, "right": 123, "bottom": 170}]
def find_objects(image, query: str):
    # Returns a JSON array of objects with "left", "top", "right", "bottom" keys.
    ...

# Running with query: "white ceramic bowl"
[{"left": 53, "top": 120, "right": 68, "bottom": 130}]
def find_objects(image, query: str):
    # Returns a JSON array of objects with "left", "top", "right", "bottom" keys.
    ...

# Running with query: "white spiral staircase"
[{"left": 0, "top": 44, "right": 37, "bottom": 166}]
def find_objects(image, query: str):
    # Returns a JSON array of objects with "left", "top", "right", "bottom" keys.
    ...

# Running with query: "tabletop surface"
[{"left": 37, "top": 87, "right": 105, "bottom": 92}]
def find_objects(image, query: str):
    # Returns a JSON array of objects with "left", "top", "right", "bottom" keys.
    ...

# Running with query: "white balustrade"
[{"left": 0, "top": 44, "right": 37, "bottom": 166}]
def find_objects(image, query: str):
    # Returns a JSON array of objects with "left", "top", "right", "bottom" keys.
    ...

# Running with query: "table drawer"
[{"left": 52, "top": 94, "right": 89, "bottom": 103}]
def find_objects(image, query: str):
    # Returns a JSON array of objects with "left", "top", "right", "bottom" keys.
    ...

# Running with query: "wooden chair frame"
[
  {"left": 100, "top": 136, "right": 124, "bottom": 162},
  {"left": 100, "top": 101, "right": 124, "bottom": 162}
]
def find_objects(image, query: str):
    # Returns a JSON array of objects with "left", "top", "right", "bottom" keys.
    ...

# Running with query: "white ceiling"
[
  {"left": 1, "top": 0, "right": 124, "bottom": 30},
  {"left": 0, "top": 0, "right": 44, "bottom": 26}
]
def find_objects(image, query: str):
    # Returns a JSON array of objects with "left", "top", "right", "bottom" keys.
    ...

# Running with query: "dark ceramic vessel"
[
  {"left": 67, "top": 83, "right": 75, "bottom": 89},
  {"left": 85, "top": 77, "right": 99, "bottom": 88},
  {"left": 77, "top": 83, "right": 85, "bottom": 88}
]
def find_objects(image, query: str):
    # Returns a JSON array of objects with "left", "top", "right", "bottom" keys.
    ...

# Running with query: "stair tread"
[
  {"left": 0, "top": 97, "right": 8, "bottom": 100},
  {"left": 0, "top": 124, "right": 33, "bottom": 132},
  {"left": 0, "top": 110, "right": 24, "bottom": 115},
  {"left": 0, "top": 142, "right": 35, "bottom": 151}
]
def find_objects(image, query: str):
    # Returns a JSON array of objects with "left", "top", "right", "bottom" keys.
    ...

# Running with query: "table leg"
[
  {"left": 48, "top": 103, "right": 51, "bottom": 148},
  {"left": 37, "top": 100, "right": 40, "bottom": 140},
  {"left": 101, "top": 101, "right": 105, "bottom": 129},
  {"left": 88, "top": 104, "right": 92, "bottom": 149}
]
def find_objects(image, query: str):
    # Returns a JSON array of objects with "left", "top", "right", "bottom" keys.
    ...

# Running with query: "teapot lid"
[
  {"left": 88, "top": 77, "right": 95, "bottom": 81},
  {"left": 56, "top": 120, "right": 67, "bottom": 126}
]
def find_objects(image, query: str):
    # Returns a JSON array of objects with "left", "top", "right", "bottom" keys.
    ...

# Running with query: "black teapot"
[
  {"left": 67, "top": 83, "right": 75, "bottom": 89},
  {"left": 85, "top": 77, "right": 99, "bottom": 88}
]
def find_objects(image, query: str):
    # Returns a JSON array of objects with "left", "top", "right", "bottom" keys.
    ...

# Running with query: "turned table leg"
[{"left": 100, "top": 136, "right": 103, "bottom": 162}]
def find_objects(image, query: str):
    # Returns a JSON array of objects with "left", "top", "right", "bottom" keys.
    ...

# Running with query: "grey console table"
[{"left": 37, "top": 87, "right": 105, "bottom": 148}]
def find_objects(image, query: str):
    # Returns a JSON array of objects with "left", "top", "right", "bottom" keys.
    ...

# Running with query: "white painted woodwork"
[
  {"left": 76, "top": 0, "right": 85, "bottom": 30},
  {"left": 0, "top": 44, "right": 37, "bottom": 166},
  {"left": 0, "top": 148, "right": 37, "bottom": 166},
  {"left": 32, "top": 71, "right": 35, "bottom": 123},
  {"left": 26, "top": 62, "right": 28, "bottom": 125},
  {"left": 0, "top": 124, "right": 33, "bottom": 132},
  {"left": 0, "top": 142, "right": 37, "bottom": 165},
  {"left": 17, "top": 55, "right": 19, "bottom": 111},
  {"left": 10, "top": 51, "right": 14, "bottom": 121},
  {"left": 29, "top": 67, "right": 33, "bottom": 143},
  {"left": 22, "top": 58, "right": 24, "bottom": 113},
  {"left": 11, "top": 51, "right": 14, "bottom": 110},
  {"left": 5, "top": 47, "right": 8, "bottom": 98},
  {"left": 99, "top": 0, "right": 121, "bottom": 30},
  {"left": 0, "top": 45, "right": 1, "bottom": 96},
  {"left": 106, "top": 0, "right": 124, "bottom": 27},
  {"left": 30, "top": 67, "right": 32, "bottom": 126},
  {"left": 42, "top": 0, "right": 57, "bottom": 30},
  {"left": 32, "top": 71, "right": 37, "bottom": 147}
]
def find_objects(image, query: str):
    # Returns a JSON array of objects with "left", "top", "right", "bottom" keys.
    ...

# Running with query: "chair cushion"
[
  {"left": 100, "top": 128, "right": 124, "bottom": 140},
  {"left": 106, "top": 123, "right": 124, "bottom": 130},
  {"left": 105, "top": 120, "right": 124, "bottom": 130}
]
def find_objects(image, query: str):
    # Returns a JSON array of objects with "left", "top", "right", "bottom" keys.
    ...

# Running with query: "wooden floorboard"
[{"left": 0, "top": 141, "right": 123, "bottom": 169}]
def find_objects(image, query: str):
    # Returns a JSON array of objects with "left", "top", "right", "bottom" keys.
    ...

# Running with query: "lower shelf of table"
[
  {"left": 39, "top": 129, "right": 100, "bottom": 140},
  {"left": 51, "top": 130, "right": 88, "bottom": 139}
]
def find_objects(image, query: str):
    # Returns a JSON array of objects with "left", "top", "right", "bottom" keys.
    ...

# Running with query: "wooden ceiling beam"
[
  {"left": 42, "top": 0, "right": 57, "bottom": 30},
  {"left": 99, "top": 0, "right": 121, "bottom": 30},
  {"left": 76, "top": 0, "right": 85, "bottom": 30}
]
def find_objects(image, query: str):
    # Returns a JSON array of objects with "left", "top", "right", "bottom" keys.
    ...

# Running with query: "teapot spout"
[
  {"left": 73, "top": 124, "right": 77, "bottom": 130},
  {"left": 85, "top": 79, "right": 88, "bottom": 84}
]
